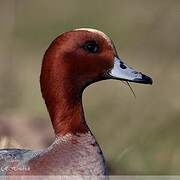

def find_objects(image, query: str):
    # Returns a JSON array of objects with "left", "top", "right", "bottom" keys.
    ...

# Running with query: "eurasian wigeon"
[{"left": 0, "top": 28, "right": 152, "bottom": 177}]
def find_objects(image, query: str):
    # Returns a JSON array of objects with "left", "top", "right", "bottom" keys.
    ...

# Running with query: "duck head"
[{"left": 40, "top": 28, "right": 152, "bottom": 135}]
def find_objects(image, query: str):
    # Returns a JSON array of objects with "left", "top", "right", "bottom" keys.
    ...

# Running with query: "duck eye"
[{"left": 83, "top": 41, "right": 99, "bottom": 53}]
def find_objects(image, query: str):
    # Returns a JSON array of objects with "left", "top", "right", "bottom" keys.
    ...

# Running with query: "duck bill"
[{"left": 107, "top": 57, "right": 153, "bottom": 84}]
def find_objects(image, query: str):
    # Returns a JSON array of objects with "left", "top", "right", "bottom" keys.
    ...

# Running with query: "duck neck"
[{"left": 42, "top": 82, "right": 89, "bottom": 136}]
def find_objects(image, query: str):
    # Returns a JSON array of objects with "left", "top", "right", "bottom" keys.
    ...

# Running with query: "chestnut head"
[{"left": 40, "top": 28, "right": 152, "bottom": 99}]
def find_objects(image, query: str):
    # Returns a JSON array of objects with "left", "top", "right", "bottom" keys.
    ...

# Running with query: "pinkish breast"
[{"left": 1, "top": 132, "right": 107, "bottom": 177}]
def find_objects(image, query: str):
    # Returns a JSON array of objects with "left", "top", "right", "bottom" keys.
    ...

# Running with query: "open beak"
[{"left": 106, "top": 57, "right": 153, "bottom": 85}]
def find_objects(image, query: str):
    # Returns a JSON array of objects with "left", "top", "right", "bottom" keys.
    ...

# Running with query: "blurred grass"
[{"left": 0, "top": 0, "right": 180, "bottom": 175}]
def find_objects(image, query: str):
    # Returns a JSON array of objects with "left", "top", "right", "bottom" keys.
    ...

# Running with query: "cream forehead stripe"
[{"left": 74, "top": 28, "right": 113, "bottom": 45}]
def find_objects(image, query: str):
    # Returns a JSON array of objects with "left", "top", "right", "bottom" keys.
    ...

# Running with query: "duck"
[{"left": 0, "top": 28, "right": 152, "bottom": 177}]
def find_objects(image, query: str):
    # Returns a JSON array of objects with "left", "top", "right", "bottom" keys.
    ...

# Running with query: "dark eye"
[{"left": 83, "top": 40, "right": 99, "bottom": 53}]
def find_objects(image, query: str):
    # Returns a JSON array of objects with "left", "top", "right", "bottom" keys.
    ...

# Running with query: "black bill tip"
[{"left": 134, "top": 73, "right": 153, "bottom": 85}]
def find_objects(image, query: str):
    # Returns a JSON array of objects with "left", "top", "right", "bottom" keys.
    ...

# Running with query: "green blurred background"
[{"left": 0, "top": 0, "right": 180, "bottom": 175}]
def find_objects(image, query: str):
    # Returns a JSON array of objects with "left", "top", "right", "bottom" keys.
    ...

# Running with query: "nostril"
[{"left": 120, "top": 63, "right": 127, "bottom": 69}]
